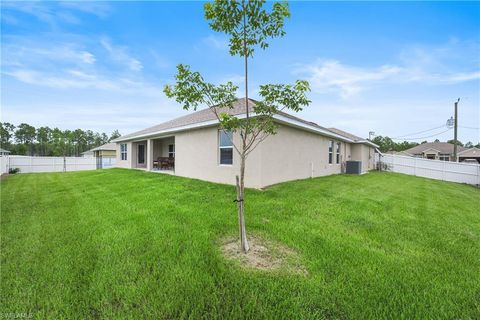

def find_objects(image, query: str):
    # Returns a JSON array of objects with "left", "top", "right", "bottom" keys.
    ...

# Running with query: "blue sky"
[{"left": 1, "top": 1, "right": 479, "bottom": 143}]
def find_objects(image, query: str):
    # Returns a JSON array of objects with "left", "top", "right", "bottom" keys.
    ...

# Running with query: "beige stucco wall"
[
  {"left": 351, "top": 144, "right": 375, "bottom": 173},
  {"left": 174, "top": 126, "right": 262, "bottom": 188},
  {"left": 115, "top": 123, "right": 376, "bottom": 188},
  {"left": 259, "top": 125, "right": 350, "bottom": 187},
  {"left": 115, "top": 142, "right": 133, "bottom": 169},
  {"left": 96, "top": 150, "right": 116, "bottom": 157}
]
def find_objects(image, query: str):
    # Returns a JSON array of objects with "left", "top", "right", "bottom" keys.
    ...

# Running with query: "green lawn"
[{"left": 1, "top": 169, "right": 479, "bottom": 319}]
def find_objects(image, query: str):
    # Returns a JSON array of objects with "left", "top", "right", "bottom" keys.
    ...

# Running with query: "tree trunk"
[
  {"left": 236, "top": 156, "right": 249, "bottom": 253},
  {"left": 235, "top": 147, "right": 250, "bottom": 254},
  {"left": 235, "top": 0, "right": 249, "bottom": 254}
]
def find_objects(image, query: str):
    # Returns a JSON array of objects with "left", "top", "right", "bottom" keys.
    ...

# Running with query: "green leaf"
[{"left": 204, "top": 0, "right": 290, "bottom": 57}]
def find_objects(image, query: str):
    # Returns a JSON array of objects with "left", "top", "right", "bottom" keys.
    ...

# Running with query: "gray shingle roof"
[
  {"left": 404, "top": 142, "right": 466, "bottom": 155},
  {"left": 114, "top": 98, "right": 371, "bottom": 144},
  {"left": 116, "top": 98, "right": 249, "bottom": 141},
  {"left": 327, "top": 127, "right": 365, "bottom": 142},
  {"left": 86, "top": 143, "right": 117, "bottom": 152}
]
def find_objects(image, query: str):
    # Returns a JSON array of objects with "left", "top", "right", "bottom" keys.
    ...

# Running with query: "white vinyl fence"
[
  {"left": 1, "top": 156, "right": 8, "bottom": 175},
  {"left": 380, "top": 154, "right": 480, "bottom": 186},
  {"left": 97, "top": 157, "right": 116, "bottom": 169},
  {"left": 5, "top": 156, "right": 97, "bottom": 173}
]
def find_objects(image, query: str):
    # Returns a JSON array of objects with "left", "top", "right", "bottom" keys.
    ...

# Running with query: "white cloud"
[
  {"left": 295, "top": 59, "right": 402, "bottom": 98},
  {"left": 80, "top": 51, "right": 96, "bottom": 64},
  {"left": 447, "top": 72, "right": 480, "bottom": 82},
  {"left": 202, "top": 35, "right": 229, "bottom": 50},
  {"left": 296, "top": 59, "right": 480, "bottom": 99},
  {"left": 296, "top": 41, "right": 480, "bottom": 99},
  {"left": 100, "top": 38, "right": 143, "bottom": 71},
  {"left": 59, "top": 2, "right": 112, "bottom": 18},
  {"left": 2, "top": 40, "right": 96, "bottom": 68},
  {"left": 1, "top": 1, "right": 111, "bottom": 27},
  {"left": 4, "top": 68, "right": 166, "bottom": 98}
]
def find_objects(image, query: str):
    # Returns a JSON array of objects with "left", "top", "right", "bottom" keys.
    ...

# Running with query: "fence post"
[
  {"left": 414, "top": 157, "right": 417, "bottom": 176},
  {"left": 477, "top": 164, "right": 480, "bottom": 187},
  {"left": 442, "top": 160, "right": 446, "bottom": 181}
]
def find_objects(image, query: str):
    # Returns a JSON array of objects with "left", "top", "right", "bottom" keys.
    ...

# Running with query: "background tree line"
[
  {"left": 0, "top": 122, "right": 121, "bottom": 156},
  {"left": 371, "top": 135, "right": 480, "bottom": 153}
]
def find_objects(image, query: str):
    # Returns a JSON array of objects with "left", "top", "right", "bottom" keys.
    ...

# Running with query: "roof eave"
[{"left": 113, "top": 112, "right": 376, "bottom": 148}]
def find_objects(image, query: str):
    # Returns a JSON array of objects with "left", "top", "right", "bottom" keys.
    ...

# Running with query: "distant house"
[
  {"left": 112, "top": 98, "right": 378, "bottom": 188},
  {"left": 82, "top": 143, "right": 117, "bottom": 169},
  {"left": 81, "top": 150, "right": 95, "bottom": 158},
  {"left": 385, "top": 150, "right": 413, "bottom": 157},
  {"left": 0, "top": 148, "right": 11, "bottom": 156},
  {"left": 457, "top": 147, "right": 480, "bottom": 163},
  {"left": 403, "top": 142, "right": 480, "bottom": 163}
]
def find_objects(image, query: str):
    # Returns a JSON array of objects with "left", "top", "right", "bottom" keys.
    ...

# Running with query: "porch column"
[{"left": 147, "top": 138, "right": 154, "bottom": 171}]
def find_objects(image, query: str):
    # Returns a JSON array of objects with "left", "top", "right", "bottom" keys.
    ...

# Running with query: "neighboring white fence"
[
  {"left": 380, "top": 154, "right": 480, "bottom": 185},
  {"left": 97, "top": 157, "right": 116, "bottom": 169},
  {"left": 0, "top": 156, "right": 8, "bottom": 175},
  {"left": 6, "top": 156, "right": 97, "bottom": 173}
]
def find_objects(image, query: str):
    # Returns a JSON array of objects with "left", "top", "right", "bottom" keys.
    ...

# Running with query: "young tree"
[{"left": 164, "top": 0, "right": 310, "bottom": 253}]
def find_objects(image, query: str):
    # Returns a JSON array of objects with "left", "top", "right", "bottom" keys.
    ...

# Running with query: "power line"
[
  {"left": 459, "top": 125, "right": 479, "bottom": 130},
  {"left": 391, "top": 128, "right": 452, "bottom": 141},
  {"left": 391, "top": 125, "right": 447, "bottom": 139}
]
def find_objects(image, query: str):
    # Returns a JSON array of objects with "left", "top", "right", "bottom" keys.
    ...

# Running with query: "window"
[
  {"left": 439, "top": 155, "right": 449, "bottom": 161},
  {"left": 328, "top": 140, "right": 334, "bottom": 164},
  {"left": 219, "top": 130, "right": 233, "bottom": 165},
  {"left": 336, "top": 142, "right": 341, "bottom": 164},
  {"left": 168, "top": 144, "right": 175, "bottom": 158},
  {"left": 120, "top": 143, "right": 127, "bottom": 160}
]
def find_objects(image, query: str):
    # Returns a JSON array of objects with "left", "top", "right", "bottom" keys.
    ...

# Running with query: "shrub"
[{"left": 8, "top": 168, "right": 20, "bottom": 174}]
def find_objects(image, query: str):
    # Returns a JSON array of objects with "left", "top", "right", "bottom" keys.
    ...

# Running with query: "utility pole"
[{"left": 453, "top": 98, "right": 460, "bottom": 162}]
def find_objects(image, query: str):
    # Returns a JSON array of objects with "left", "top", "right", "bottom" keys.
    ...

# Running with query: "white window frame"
[
  {"left": 168, "top": 144, "right": 175, "bottom": 158},
  {"left": 120, "top": 143, "right": 127, "bottom": 161},
  {"left": 219, "top": 130, "right": 233, "bottom": 165},
  {"left": 328, "top": 140, "right": 334, "bottom": 164}
]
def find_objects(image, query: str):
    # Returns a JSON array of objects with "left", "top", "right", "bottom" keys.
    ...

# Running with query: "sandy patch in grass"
[{"left": 221, "top": 236, "right": 307, "bottom": 275}]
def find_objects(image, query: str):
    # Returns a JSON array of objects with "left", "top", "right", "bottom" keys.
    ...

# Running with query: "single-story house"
[
  {"left": 385, "top": 150, "right": 413, "bottom": 157},
  {"left": 0, "top": 148, "right": 11, "bottom": 156},
  {"left": 403, "top": 142, "right": 480, "bottom": 163},
  {"left": 81, "top": 150, "right": 94, "bottom": 157},
  {"left": 457, "top": 147, "right": 480, "bottom": 163},
  {"left": 82, "top": 143, "right": 117, "bottom": 169},
  {"left": 112, "top": 98, "right": 378, "bottom": 188}
]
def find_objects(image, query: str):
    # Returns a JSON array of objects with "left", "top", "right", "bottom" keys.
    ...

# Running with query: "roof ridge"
[{"left": 114, "top": 98, "right": 371, "bottom": 145}]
